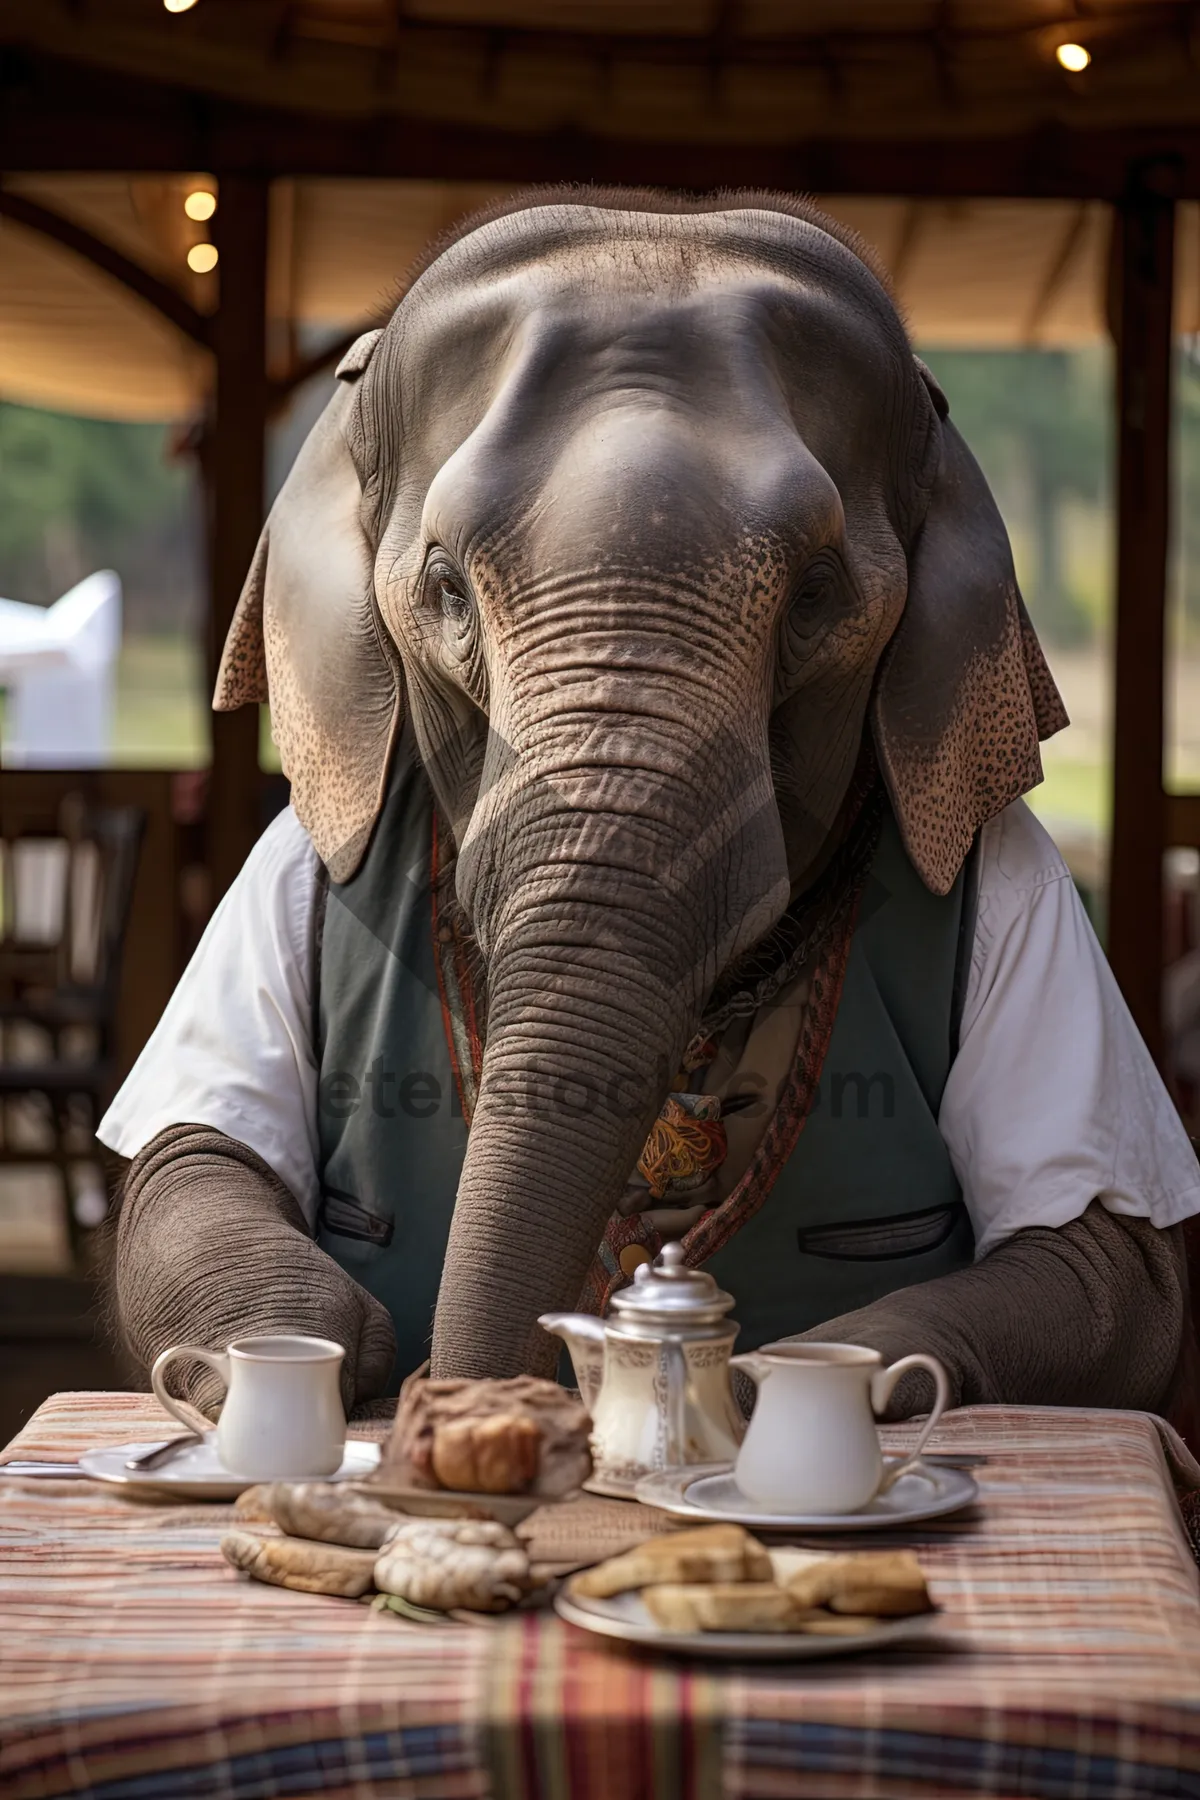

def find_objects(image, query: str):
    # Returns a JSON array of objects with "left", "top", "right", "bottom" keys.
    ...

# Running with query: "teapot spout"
[{"left": 538, "top": 1312, "right": 606, "bottom": 1413}]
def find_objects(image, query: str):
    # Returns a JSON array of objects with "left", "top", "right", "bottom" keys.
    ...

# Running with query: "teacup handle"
[
  {"left": 870, "top": 1353, "right": 949, "bottom": 1493},
  {"left": 151, "top": 1344, "right": 230, "bottom": 1433}
]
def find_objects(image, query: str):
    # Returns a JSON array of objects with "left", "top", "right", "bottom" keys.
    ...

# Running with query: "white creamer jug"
[{"left": 730, "top": 1340, "right": 949, "bottom": 1513}]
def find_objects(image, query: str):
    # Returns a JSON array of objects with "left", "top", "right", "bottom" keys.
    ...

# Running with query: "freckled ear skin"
[
  {"left": 214, "top": 343, "right": 402, "bottom": 883},
  {"left": 871, "top": 413, "right": 1069, "bottom": 895}
]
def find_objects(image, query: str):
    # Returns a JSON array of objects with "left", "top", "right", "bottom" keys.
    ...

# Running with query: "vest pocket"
[
  {"left": 796, "top": 1201, "right": 966, "bottom": 1262},
  {"left": 316, "top": 1187, "right": 394, "bottom": 1247}
]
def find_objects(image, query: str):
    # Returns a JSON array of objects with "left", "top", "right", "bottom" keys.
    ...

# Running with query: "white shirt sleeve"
[
  {"left": 97, "top": 805, "right": 322, "bottom": 1224},
  {"left": 940, "top": 799, "right": 1200, "bottom": 1258}
]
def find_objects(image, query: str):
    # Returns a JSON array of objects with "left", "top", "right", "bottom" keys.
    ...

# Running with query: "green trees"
[
  {"left": 920, "top": 348, "right": 1111, "bottom": 647},
  {"left": 0, "top": 402, "right": 198, "bottom": 628}
]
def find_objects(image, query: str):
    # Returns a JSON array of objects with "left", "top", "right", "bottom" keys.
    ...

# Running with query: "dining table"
[{"left": 3, "top": 1391, "right": 1200, "bottom": 1800}]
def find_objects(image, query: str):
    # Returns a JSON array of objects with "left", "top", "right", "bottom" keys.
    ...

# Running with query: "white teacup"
[
  {"left": 151, "top": 1334, "right": 347, "bottom": 1479},
  {"left": 729, "top": 1341, "right": 949, "bottom": 1514}
]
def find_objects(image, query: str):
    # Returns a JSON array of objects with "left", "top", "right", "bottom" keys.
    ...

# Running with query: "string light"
[
  {"left": 1056, "top": 42, "right": 1091, "bottom": 72},
  {"left": 184, "top": 189, "right": 216, "bottom": 221},
  {"left": 163, "top": 0, "right": 198, "bottom": 12},
  {"left": 187, "top": 243, "right": 218, "bottom": 273}
]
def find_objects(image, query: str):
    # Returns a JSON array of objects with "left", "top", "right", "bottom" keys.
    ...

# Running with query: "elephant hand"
[{"left": 114, "top": 1124, "right": 398, "bottom": 1421}]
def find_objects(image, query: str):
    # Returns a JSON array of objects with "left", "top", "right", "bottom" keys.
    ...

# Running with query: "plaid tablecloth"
[{"left": 3, "top": 1393, "right": 1200, "bottom": 1800}]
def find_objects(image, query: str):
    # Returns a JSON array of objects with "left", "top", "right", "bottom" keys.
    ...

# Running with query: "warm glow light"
[
  {"left": 164, "top": 0, "right": 198, "bottom": 12},
  {"left": 184, "top": 189, "right": 216, "bottom": 221},
  {"left": 1056, "top": 41, "right": 1091, "bottom": 72},
  {"left": 187, "top": 243, "right": 218, "bottom": 273}
]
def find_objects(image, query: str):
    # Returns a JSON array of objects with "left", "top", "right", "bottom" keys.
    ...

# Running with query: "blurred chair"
[{"left": 0, "top": 795, "right": 144, "bottom": 1261}]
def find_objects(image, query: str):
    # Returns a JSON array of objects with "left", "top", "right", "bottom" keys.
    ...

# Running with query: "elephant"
[{"left": 105, "top": 189, "right": 1196, "bottom": 1426}]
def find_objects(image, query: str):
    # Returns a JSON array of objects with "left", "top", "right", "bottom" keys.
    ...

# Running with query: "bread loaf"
[{"left": 378, "top": 1375, "right": 591, "bottom": 1498}]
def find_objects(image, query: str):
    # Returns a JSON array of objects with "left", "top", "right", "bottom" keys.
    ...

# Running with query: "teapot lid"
[{"left": 609, "top": 1241, "right": 735, "bottom": 1327}]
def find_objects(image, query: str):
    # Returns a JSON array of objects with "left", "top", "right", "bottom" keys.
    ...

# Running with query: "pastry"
[
  {"left": 221, "top": 1530, "right": 378, "bottom": 1597},
  {"left": 378, "top": 1374, "right": 591, "bottom": 1497},
  {"left": 571, "top": 1524, "right": 772, "bottom": 1597},
  {"left": 641, "top": 1582, "right": 809, "bottom": 1633},
  {"left": 374, "top": 1517, "right": 533, "bottom": 1612},
  {"left": 429, "top": 1414, "right": 542, "bottom": 1494},
  {"left": 247, "top": 1482, "right": 399, "bottom": 1549},
  {"left": 784, "top": 1550, "right": 931, "bottom": 1616}
]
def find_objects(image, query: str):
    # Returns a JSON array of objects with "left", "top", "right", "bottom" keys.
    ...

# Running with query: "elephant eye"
[
  {"left": 790, "top": 556, "right": 837, "bottom": 613},
  {"left": 438, "top": 577, "right": 470, "bottom": 622},
  {"left": 421, "top": 553, "right": 474, "bottom": 633}
]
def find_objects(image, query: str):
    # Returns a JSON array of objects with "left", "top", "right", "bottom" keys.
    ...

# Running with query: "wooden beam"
[
  {"left": 207, "top": 175, "right": 269, "bottom": 902},
  {"left": 1166, "top": 792, "right": 1200, "bottom": 847},
  {"left": 1108, "top": 173, "right": 1176, "bottom": 1063},
  {"left": 0, "top": 188, "right": 210, "bottom": 347},
  {"left": 5, "top": 52, "right": 1200, "bottom": 197}
]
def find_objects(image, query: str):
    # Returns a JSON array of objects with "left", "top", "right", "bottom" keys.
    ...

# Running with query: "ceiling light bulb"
[
  {"left": 184, "top": 190, "right": 216, "bottom": 221},
  {"left": 1056, "top": 42, "right": 1091, "bottom": 72},
  {"left": 164, "top": 0, "right": 198, "bottom": 12},
  {"left": 187, "top": 243, "right": 218, "bottom": 274}
]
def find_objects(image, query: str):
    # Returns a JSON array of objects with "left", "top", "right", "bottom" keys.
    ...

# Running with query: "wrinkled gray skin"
[
  {"left": 398, "top": 208, "right": 905, "bottom": 1377},
  {"left": 118, "top": 195, "right": 1183, "bottom": 1407}
]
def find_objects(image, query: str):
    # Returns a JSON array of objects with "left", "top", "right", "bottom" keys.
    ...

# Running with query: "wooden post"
[
  {"left": 207, "top": 175, "right": 269, "bottom": 902},
  {"left": 1108, "top": 173, "right": 1176, "bottom": 1064}
]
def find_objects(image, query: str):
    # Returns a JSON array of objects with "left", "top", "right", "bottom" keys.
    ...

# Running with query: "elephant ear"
[
  {"left": 871, "top": 396, "right": 1068, "bottom": 896},
  {"left": 214, "top": 330, "right": 402, "bottom": 882}
]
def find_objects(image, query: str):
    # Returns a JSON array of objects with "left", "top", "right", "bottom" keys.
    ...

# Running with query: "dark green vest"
[{"left": 314, "top": 739, "right": 974, "bottom": 1388}]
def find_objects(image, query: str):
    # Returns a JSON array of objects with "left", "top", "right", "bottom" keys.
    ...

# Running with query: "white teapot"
[{"left": 539, "top": 1242, "right": 745, "bottom": 1497}]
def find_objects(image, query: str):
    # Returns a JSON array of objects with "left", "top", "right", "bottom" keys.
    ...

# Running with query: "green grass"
[
  {"left": 1026, "top": 755, "right": 1111, "bottom": 836},
  {"left": 108, "top": 635, "right": 282, "bottom": 771},
  {"left": 112, "top": 635, "right": 207, "bottom": 768}
]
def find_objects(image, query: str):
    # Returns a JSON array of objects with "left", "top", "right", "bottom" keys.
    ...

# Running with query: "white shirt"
[{"left": 99, "top": 800, "right": 1200, "bottom": 1257}]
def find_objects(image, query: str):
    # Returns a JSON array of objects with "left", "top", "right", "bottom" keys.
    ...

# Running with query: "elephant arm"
[
  {"left": 788, "top": 1202, "right": 1187, "bottom": 1419},
  {"left": 112, "top": 1122, "right": 396, "bottom": 1419}
]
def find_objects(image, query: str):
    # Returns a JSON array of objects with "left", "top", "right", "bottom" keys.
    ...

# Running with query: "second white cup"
[{"left": 729, "top": 1340, "right": 949, "bottom": 1514}]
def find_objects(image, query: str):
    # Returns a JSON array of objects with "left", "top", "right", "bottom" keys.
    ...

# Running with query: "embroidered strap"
[{"left": 575, "top": 862, "right": 866, "bottom": 1316}]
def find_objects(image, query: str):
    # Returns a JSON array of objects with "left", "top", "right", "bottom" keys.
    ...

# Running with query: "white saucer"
[
  {"left": 78, "top": 1435, "right": 381, "bottom": 1501},
  {"left": 634, "top": 1459, "right": 978, "bottom": 1531},
  {"left": 556, "top": 1547, "right": 940, "bottom": 1661}
]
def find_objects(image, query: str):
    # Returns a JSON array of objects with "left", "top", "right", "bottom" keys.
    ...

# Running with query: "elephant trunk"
[{"left": 429, "top": 729, "right": 788, "bottom": 1379}]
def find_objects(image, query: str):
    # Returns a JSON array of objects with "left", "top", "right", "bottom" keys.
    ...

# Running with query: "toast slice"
[
  {"left": 572, "top": 1523, "right": 772, "bottom": 1598},
  {"left": 784, "top": 1550, "right": 931, "bottom": 1616},
  {"left": 795, "top": 1612, "right": 883, "bottom": 1636},
  {"left": 641, "top": 1581, "right": 810, "bottom": 1633}
]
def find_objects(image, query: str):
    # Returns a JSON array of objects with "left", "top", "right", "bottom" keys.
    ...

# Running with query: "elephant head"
[{"left": 216, "top": 190, "right": 1066, "bottom": 1380}]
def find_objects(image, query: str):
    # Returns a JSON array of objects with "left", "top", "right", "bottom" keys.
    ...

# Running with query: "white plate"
[
  {"left": 363, "top": 1480, "right": 544, "bottom": 1527},
  {"left": 634, "top": 1459, "right": 978, "bottom": 1531},
  {"left": 555, "top": 1547, "right": 940, "bottom": 1661},
  {"left": 78, "top": 1435, "right": 381, "bottom": 1501}
]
